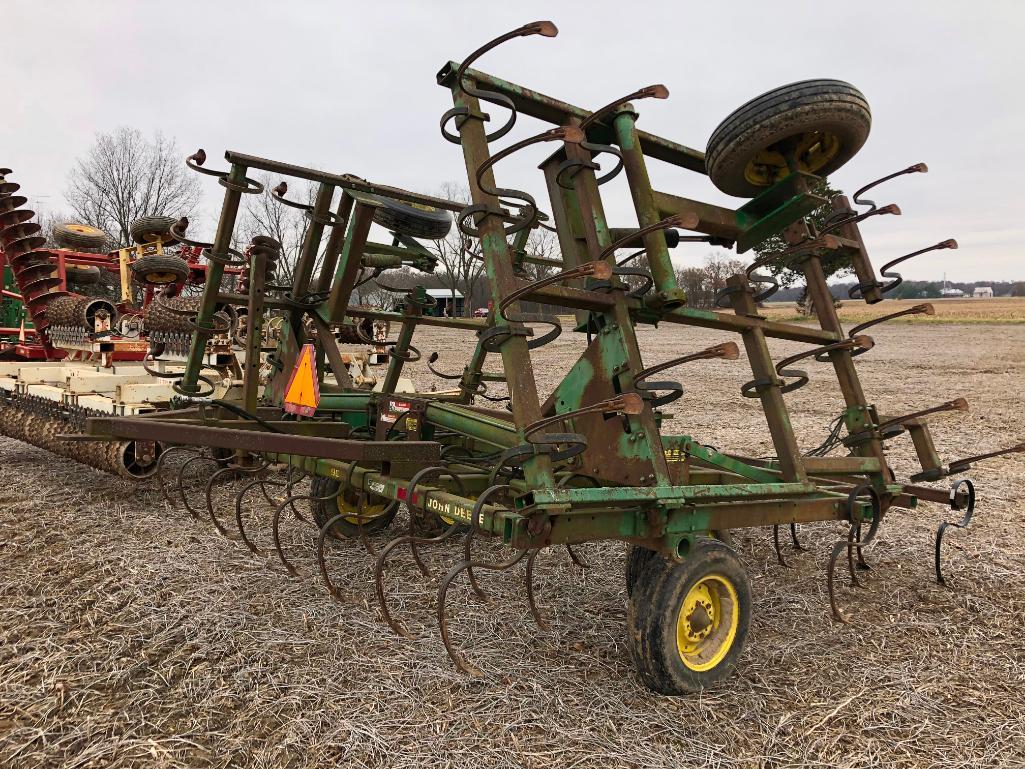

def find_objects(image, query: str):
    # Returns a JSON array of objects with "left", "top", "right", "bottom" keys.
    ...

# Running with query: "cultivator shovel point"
[{"left": 74, "top": 19, "right": 1023, "bottom": 695}]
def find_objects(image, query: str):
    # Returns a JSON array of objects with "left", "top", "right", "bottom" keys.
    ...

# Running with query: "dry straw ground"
[{"left": 1, "top": 321, "right": 1023, "bottom": 768}]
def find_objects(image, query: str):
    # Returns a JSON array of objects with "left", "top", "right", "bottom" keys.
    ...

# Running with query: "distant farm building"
[
  {"left": 939, "top": 286, "right": 964, "bottom": 297},
  {"left": 973, "top": 286, "right": 994, "bottom": 298},
  {"left": 425, "top": 288, "right": 464, "bottom": 317}
]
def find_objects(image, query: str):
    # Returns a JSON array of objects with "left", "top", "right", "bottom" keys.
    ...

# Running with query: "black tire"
[
  {"left": 625, "top": 544, "right": 658, "bottom": 599},
  {"left": 369, "top": 196, "right": 452, "bottom": 240},
  {"left": 309, "top": 476, "right": 399, "bottom": 537},
  {"left": 65, "top": 264, "right": 101, "bottom": 285},
  {"left": 705, "top": 79, "right": 871, "bottom": 198},
  {"left": 130, "top": 215, "right": 178, "bottom": 245},
  {"left": 53, "top": 222, "right": 108, "bottom": 250},
  {"left": 131, "top": 254, "right": 190, "bottom": 286},
  {"left": 628, "top": 538, "right": 751, "bottom": 694}
]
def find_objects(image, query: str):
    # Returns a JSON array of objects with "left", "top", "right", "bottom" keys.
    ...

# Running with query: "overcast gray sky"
[{"left": 4, "top": 0, "right": 1023, "bottom": 281}]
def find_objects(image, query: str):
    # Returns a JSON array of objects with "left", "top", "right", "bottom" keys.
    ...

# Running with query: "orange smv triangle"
[{"left": 283, "top": 343, "right": 320, "bottom": 417}]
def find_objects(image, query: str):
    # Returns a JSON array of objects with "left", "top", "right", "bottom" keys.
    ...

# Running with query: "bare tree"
[
  {"left": 66, "top": 127, "right": 200, "bottom": 247},
  {"left": 673, "top": 253, "right": 746, "bottom": 310}
]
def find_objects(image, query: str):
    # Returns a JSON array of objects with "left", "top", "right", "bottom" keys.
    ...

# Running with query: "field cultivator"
[
  {"left": 64, "top": 22, "right": 1024, "bottom": 692},
  {"left": 0, "top": 173, "right": 395, "bottom": 478}
]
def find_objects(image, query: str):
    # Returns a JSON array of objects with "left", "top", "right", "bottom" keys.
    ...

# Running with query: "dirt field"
[
  {"left": 760, "top": 296, "right": 1025, "bottom": 325},
  {"left": 1, "top": 321, "right": 1023, "bottom": 768}
]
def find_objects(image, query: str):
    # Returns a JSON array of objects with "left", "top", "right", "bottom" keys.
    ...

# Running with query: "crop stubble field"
[{"left": 0, "top": 315, "right": 1023, "bottom": 768}]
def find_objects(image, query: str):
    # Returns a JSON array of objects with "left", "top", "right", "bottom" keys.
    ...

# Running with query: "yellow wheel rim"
[
  {"left": 744, "top": 130, "right": 841, "bottom": 188},
  {"left": 676, "top": 574, "right": 739, "bottom": 672},
  {"left": 336, "top": 489, "right": 388, "bottom": 526},
  {"left": 67, "top": 223, "right": 104, "bottom": 236},
  {"left": 143, "top": 271, "right": 180, "bottom": 284}
]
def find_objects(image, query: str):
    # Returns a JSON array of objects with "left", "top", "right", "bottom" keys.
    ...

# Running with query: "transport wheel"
[
  {"left": 628, "top": 538, "right": 751, "bottom": 694},
  {"left": 625, "top": 544, "right": 657, "bottom": 598},
  {"left": 309, "top": 476, "right": 399, "bottom": 537},
  {"left": 368, "top": 195, "right": 452, "bottom": 240},
  {"left": 130, "top": 215, "right": 178, "bottom": 245},
  {"left": 131, "top": 254, "right": 190, "bottom": 286},
  {"left": 705, "top": 79, "right": 871, "bottom": 197},
  {"left": 65, "top": 264, "right": 101, "bottom": 285},
  {"left": 53, "top": 222, "right": 108, "bottom": 250}
]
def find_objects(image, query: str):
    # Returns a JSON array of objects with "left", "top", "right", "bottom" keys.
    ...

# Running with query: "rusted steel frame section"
[
  {"left": 381, "top": 301, "right": 421, "bottom": 394},
  {"left": 217, "top": 292, "right": 292, "bottom": 309},
  {"left": 728, "top": 275, "right": 808, "bottom": 482},
  {"left": 557, "top": 131, "right": 673, "bottom": 485},
  {"left": 241, "top": 249, "right": 267, "bottom": 412},
  {"left": 435, "top": 64, "right": 706, "bottom": 173},
  {"left": 224, "top": 151, "right": 467, "bottom": 214},
  {"left": 508, "top": 281, "right": 840, "bottom": 344},
  {"left": 179, "top": 163, "right": 248, "bottom": 393},
  {"left": 828, "top": 195, "right": 883, "bottom": 304},
  {"left": 448, "top": 84, "right": 554, "bottom": 488},
  {"left": 327, "top": 200, "right": 378, "bottom": 322},
  {"left": 612, "top": 107, "right": 682, "bottom": 302},
  {"left": 291, "top": 182, "right": 335, "bottom": 302},
  {"left": 456, "top": 336, "right": 493, "bottom": 406},
  {"left": 314, "top": 192, "right": 355, "bottom": 294},
  {"left": 343, "top": 306, "right": 486, "bottom": 332},
  {"left": 541, "top": 149, "right": 593, "bottom": 328},
  {"left": 309, "top": 312, "right": 353, "bottom": 390},
  {"left": 263, "top": 453, "right": 858, "bottom": 550},
  {"left": 652, "top": 190, "right": 741, "bottom": 241},
  {"left": 799, "top": 251, "right": 891, "bottom": 491},
  {"left": 85, "top": 417, "right": 440, "bottom": 463},
  {"left": 521, "top": 481, "right": 821, "bottom": 508}
]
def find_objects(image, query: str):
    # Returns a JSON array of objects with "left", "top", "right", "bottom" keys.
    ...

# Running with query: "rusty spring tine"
[
  {"left": 634, "top": 342, "right": 740, "bottom": 407},
  {"left": 852, "top": 162, "right": 929, "bottom": 211},
  {"left": 876, "top": 398, "right": 969, "bottom": 434},
  {"left": 168, "top": 216, "right": 210, "bottom": 249},
  {"left": 271, "top": 182, "right": 347, "bottom": 228},
  {"left": 949, "top": 441, "right": 1025, "bottom": 475},
  {"left": 373, "top": 468, "right": 469, "bottom": 637},
  {"left": 596, "top": 213, "right": 699, "bottom": 263},
  {"left": 316, "top": 512, "right": 363, "bottom": 604},
  {"left": 556, "top": 84, "right": 669, "bottom": 189},
  {"left": 498, "top": 260, "right": 613, "bottom": 317},
  {"left": 819, "top": 202, "right": 901, "bottom": 238},
  {"left": 523, "top": 549, "right": 551, "bottom": 632},
  {"left": 270, "top": 479, "right": 346, "bottom": 578},
  {"left": 848, "top": 303, "right": 936, "bottom": 339},
  {"left": 439, "top": 550, "right": 527, "bottom": 676},
  {"left": 177, "top": 453, "right": 231, "bottom": 519},
  {"left": 186, "top": 149, "right": 264, "bottom": 194},
  {"left": 427, "top": 352, "right": 465, "bottom": 380},
  {"left": 850, "top": 239, "right": 958, "bottom": 299},
  {"left": 935, "top": 478, "right": 977, "bottom": 586},
  {"left": 565, "top": 544, "right": 589, "bottom": 569},
  {"left": 405, "top": 467, "right": 469, "bottom": 575},
  {"left": 155, "top": 445, "right": 202, "bottom": 508},
  {"left": 234, "top": 474, "right": 288, "bottom": 554},
  {"left": 775, "top": 335, "right": 875, "bottom": 389},
  {"left": 205, "top": 461, "right": 269, "bottom": 539},
  {"left": 374, "top": 525, "right": 463, "bottom": 638},
  {"left": 437, "top": 484, "right": 522, "bottom": 674},
  {"left": 525, "top": 393, "right": 645, "bottom": 439},
  {"left": 457, "top": 126, "right": 585, "bottom": 239},
  {"left": 773, "top": 522, "right": 810, "bottom": 568},
  {"left": 827, "top": 486, "right": 882, "bottom": 622},
  {"left": 440, "top": 21, "right": 557, "bottom": 145}
]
